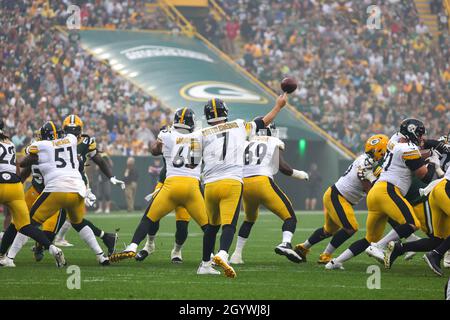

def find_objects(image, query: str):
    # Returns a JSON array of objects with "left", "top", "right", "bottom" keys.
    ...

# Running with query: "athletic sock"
[
  {"left": 20, "top": 224, "right": 51, "bottom": 248},
  {"left": 83, "top": 219, "right": 103, "bottom": 238},
  {"left": 173, "top": 242, "right": 182, "bottom": 252},
  {"left": 376, "top": 229, "right": 400, "bottom": 248},
  {"left": 78, "top": 226, "right": 104, "bottom": 255},
  {"left": 0, "top": 224, "right": 17, "bottom": 255},
  {"left": 7, "top": 233, "right": 30, "bottom": 259},
  {"left": 148, "top": 220, "right": 160, "bottom": 236},
  {"left": 335, "top": 249, "right": 354, "bottom": 263},
  {"left": 238, "top": 221, "right": 254, "bottom": 238},
  {"left": 202, "top": 225, "right": 219, "bottom": 262},
  {"left": 324, "top": 243, "right": 336, "bottom": 255},
  {"left": 348, "top": 238, "right": 370, "bottom": 257},
  {"left": 282, "top": 231, "right": 293, "bottom": 245},
  {"left": 281, "top": 217, "right": 296, "bottom": 233},
  {"left": 219, "top": 224, "right": 236, "bottom": 252},
  {"left": 131, "top": 217, "right": 153, "bottom": 245},
  {"left": 434, "top": 236, "right": 450, "bottom": 257},
  {"left": 56, "top": 220, "right": 71, "bottom": 240},
  {"left": 304, "top": 227, "right": 330, "bottom": 248},
  {"left": 126, "top": 243, "right": 138, "bottom": 252},
  {"left": 175, "top": 221, "right": 189, "bottom": 246},
  {"left": 233, "top": 236, "right": 247, "bottom": 256},
  {"left": 328, "top": 229, "right": 354, "bottom": 253},
  {"left": 402, "top": 238, "right": 442, "bottom": 253}
]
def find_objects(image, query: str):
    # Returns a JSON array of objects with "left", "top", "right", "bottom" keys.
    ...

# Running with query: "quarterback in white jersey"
[
  {"left": 326, "top": 119, "right": 436, "bottom": 270},
  {"left": 110, "top": 108, "right": 209, "bottom": 264},
  {"left": 197, "top": 94, "right": 288, "bottom": 278},
  {"left": 229, "top": 120, "right": 309, "bottom": 265},
  {"left": 295, "top": 135, "right": 388, "bottom": 265}
]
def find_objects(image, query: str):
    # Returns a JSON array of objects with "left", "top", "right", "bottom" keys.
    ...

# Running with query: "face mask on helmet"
[{"left": 204, "top": 99, "right": 228, "bottom": 125}]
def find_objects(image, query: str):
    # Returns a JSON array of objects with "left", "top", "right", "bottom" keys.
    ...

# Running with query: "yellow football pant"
[
  {"left": 242, "top": 175, "right": 295, "bottom": 223},
  {"left": 30, "top": 192, "right": 85, "bottom": 225},
  {"left": 429, "top": 179, "right": 450, "bottom": 239},
  {"left": 153, "top": 182, "right": 192, "bottom": 223},
  {"left": 366, "top": 181, "right": 420, "bottom": 242},
  {"left": 25, "top": 185, "right": 63, "bottom": 232},
  {"left": 0, "top": 182, "right": 30, "bottom": 230},
  {"left": 322, "top": 185, "right": 358, "bottom": 234},
  {"left": 204, "top": 179, "right": 243, "bottom": 226},
  {"left": 413, "top": 200, "right": 433, "bottom": 236},
  {"left": 146, "top": 177, "right": 207, "bottom": 226}
]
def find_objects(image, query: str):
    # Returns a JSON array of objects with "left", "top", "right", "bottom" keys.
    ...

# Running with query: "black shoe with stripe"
[{"left": 423, "top": 251, "right": 443, "bottom": 276}]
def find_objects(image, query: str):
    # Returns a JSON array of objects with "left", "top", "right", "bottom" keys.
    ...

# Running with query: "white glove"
[
  {"left": 419, "top": 178, "right": 443, "bottom": 197},
  {"left": 292, "top": 169, "right": 309, "bottom": 180},
  {"left": 144, "top": 187, "right": 161, "bottom": 202},
  {"left": 85, "top": 188, "right": 97, "bottom": 207},
  {"left": 427, "top": 150, "right": 441, "bottom": 166},
  {"left": 110, "top": 176, "right": 126, "bottom": 190}
]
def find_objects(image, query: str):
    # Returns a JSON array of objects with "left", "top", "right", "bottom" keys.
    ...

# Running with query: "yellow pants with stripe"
[
  {"left": 322, "top": 185, "right": 358, "bottom": 234},
  {"left": 413, "top": 200, "right": 433, "bottom": 236},
  {"left": 146, "top": 177, "right": 207, "bottom": 226},
  {"left": 0, "top": 182, "right": 30, "bottom": 230},
  {"left": 429, "top": 179, "right": 450, "bottom": 239},
  {"left": 25, "top": 185, "right": 64, "bottom": 233},
  {"left": 153, "top": 182, "right": 191, "bottom": 223},
  {"left": 242, "top": 175, "right": 295, "bottom": 223},
  {"left": 204, "top": 179, "right": 243, "bottom": 226},
  {"left": 30, "top": 192, "right": 85, "bottom": 225},
  {"left": 366, "top": 181, "right": 420, "bottom": 242}
]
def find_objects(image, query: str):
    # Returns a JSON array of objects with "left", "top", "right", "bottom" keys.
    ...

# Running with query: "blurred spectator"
[
  {"left": 148, "top": 158, "right": 163, "bottom": 188},
  {"left": 124, "top": 157, "right": 139, "bottom": 212},
  {"left": 305, "top": 163, "right": 322, "bottom": 211},
  {"left": 95, "top": 150, "right": 113, "bottom": 214}
]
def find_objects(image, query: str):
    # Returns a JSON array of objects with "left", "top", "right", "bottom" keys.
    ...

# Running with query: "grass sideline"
[{"left": 0, "top": 210, "right": 447, "bottom": 300}]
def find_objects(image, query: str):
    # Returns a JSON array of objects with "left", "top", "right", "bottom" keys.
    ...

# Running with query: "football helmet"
[
  {"left": 173, "top": 107, "right": 195, "bottom": 132},
  {"left": 204, "top": 98, "right": 228, "bottom": 124},
  {"left": 63, "top": 115, "right": 83, "bottom": 137},
  {"left": 253, "top": 116, "right": 275, "bottom": 136},
  {"left": 399, "top": 118, "right": 426, "bottom": 146},
  {"left": 365, "top": 134, "right": 389, "bottom": 161},
  {"left": 0, "top": 118, "right": 4, "bottom": 134},
  {"left": 40, "top": 121, "right": 62, "bottom": 141}
]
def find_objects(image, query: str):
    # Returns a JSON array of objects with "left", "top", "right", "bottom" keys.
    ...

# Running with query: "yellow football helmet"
[
  {"left": 63, "top": 114, "right": 83, "bottom": 137},
  {"left": 365, "top": 134, "right": 389, "bottom": 161}
]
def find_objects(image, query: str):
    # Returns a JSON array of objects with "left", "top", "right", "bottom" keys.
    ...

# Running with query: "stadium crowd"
[
  {"left": 0, "top": 0, "right": 173, "bottom": 156},
  {"left": 202, "top": 0, "right": 450, "bottom": 153}
]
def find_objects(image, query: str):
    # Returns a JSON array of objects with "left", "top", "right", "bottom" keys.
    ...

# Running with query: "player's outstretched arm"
[
  {"left": 19, "top": 164, "right": 31, "bottom": 183},
  {"left": 262, "top": 93, "right": 287, "bottom": 126},
  {"left": 92, "top": 153, "right": 125, "bottom": 189},
  {"left": 19, "top": 154, "right": 38, "bottom": 168},
  {"left": 150, "top": 140, "right": 163, "bottom": 156},
  {"left": 279, "top": 152, "right": 309, "bottom": 180}
]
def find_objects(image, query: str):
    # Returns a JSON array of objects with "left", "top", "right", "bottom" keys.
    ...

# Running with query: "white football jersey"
[
  {"left": 201, "top": 119, "right": 257, "bottom": 184},
  {"left": 0, "top": 141, "right": 17, "bottom": 175},
  {"left": 158, "top": 127, "right": 202, "bottom": 180},
  {"left": 335, "top": 154, "right": 372, "bottom": 204},
  {"left": 243, "top": 135, "right": 284, "bottom": 178},
  {"left": 28, "top": 134, "right": 86, "bottom": 197},
  {"left": 377, "top": 142, "right": 422, "bottom": 196},
  {"left": 445, "top": 164, "right": 450, "bottom": 180},
  {"left": 440, "top": 146, "right": 450, "bottom": 172}
]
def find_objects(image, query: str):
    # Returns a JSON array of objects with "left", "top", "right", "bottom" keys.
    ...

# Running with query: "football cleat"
[
  {"left": 444, "top": 251, "right": 450, "bottom": 268},
  {"left": 384, "top": 241, "right": 402, "bottom": 269},
  {"left": 325, "top": 259, "right": 344, "bottom": 270},
  {"left": 275, "top": 243, "right": 303, "bottom": 263},
  {"left": 96, "top": 254, "right": 110, "bottom": 266},
  {"left": 213, "top": 251, "right": 236, "bottom": 278},
  {"left": 0, "top": 231, "right": 4, "bottom": 242},
  {"left": 171, "top": 249, "right": 183, "bottom": 264},
  {"left": 135, "top": 249, "right": 149, "bottom": 262},
  {"left": 54, "top": 238, "right": 74, "bottom": 247},
  {"left": 49, "top": 245, "right": 66, "bottom": 268},
  {"left": 32, "top": 243, "right": 45, "bottom": 262},
  {"left": 102, "top": 232, "right": 118, "bottom": 256},
  {"left": 423, "top": 251, "right": 443, "bottom": 277},
  {"left": 293, "top": 243, "right": 309, "bottom": 262},
  {"left": 229, "top": 252, "right": 244, "bottom": 265},
  {"left": 317, "top": 252, "right": 332, "bottom": 264},
  {"left": 109, "top": 250, "right": 136, "bottom": 263},
  {"left": 197, "top": 261, "right": 220, "bottom": 275},
  {"left": 404, "top": 251, "right": 416, "bottom": 261},
  {"left": 365, "top": 243, "right": 385, "bottom": 264},
  {"left": 0, "top": 256, "right": 16, "bottom": 267}
]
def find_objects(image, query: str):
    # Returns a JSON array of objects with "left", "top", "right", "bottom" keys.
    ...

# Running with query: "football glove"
[
  {"left": 419, "top": 178, "right": 443, "bottom": 197},
  {"left": 357, "top": 167, "right": 377, "bottom": 183},
  {"left": 292, "top": 170, "right": 309, "bottom": 180},
  {"left": 110, "top": 176, "right": 126, "bottom": 190},
  {"left": 85, "top": 189, "right": 97, "bottom": 207},
  {"left": 144, "top": 187, "right": 161, "bottom": 202}
]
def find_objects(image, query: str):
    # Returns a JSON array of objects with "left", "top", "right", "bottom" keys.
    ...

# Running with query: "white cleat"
[
  {"left": 444, "top": 251, "right": 450, "bottom": 268},
  {"left": 325, "top": 259, "right": 344, "bottom": 270},
  {"left": 404, "top": 251, "right": 416, "bottom": 261},
  {"left": 146, "top": 239, "right": 156, "bottom": 255},
  {"left": 229, "top": 252, "right": 244, "bottom": 264},
  {"left": 49, "top": 245, "right": 66, "bottom": 268},
  {"left": 213, "top": 251, "right": 236, "bottom": 278},
  {"left": 96, "top": 253, "right": 110, "bottom": 266},
  {"left": 54, "top": 238, "right": 74, "bottom": 247},
  {"left": 197, "top": 261, "right": 220, "bottom": 275},
  {"left": 365, "top": 243, "right": 385, "bottom": 264},
  {"left": 0, "top": 256, "right": 16, "bottom": 267},
  {"left": 171, "top": 249, "right": 183, "bottom": 264}
]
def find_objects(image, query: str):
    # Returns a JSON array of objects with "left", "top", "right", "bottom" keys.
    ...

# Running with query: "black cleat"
[
  {"left": 135, "top": 249, "right": 149, "bottom": 262},
  {"left": 102, "top": 233, "right": 118, "bottom": 256},
  {"left": 32, "top": 243, "right": 45, "bottom": 262},
  {"left": 384, "top": 241, "right": 403, "bottom": 269},
  {"left": 423, "top": 251, "right": 443, "bottom": 276},
  {"left": 275, "top": 243, "right": 303, "bottom": 263}
]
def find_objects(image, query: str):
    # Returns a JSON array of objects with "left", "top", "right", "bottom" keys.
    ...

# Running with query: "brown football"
[{"left": 281, "top": 77, "right": 298, "bottom": 94}]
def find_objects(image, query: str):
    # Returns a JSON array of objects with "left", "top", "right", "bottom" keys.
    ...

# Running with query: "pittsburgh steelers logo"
[
  {"left": 180, "top": 81, "right": 268, "bottom": 104},
  {"left": 407, "top": 124, "right": 417, "bottom": 133},
  {"left": 2, "top": 173, "right": 11, "bottom": 181}
]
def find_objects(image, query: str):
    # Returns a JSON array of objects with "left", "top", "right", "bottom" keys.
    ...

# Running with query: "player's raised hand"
[
  {"left": 275, "top": 92, "right": 288, "bottom": 109},
  {"left": 110, "top": 176, "right": 126, "bottom": 190}
]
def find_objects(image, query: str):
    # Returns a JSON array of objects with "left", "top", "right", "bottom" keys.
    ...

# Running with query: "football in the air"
[{"left": 281, "top": 77, "right": 298, "bottom": 93}]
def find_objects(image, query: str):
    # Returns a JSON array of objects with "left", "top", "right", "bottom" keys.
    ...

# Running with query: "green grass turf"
[{"left": 0, "top": 210, "right": 447, "bottom": 300}]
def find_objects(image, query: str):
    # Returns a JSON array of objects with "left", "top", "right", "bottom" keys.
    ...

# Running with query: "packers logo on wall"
[{"left": 180, "top": 81, "right": 268, "bottom": 104}]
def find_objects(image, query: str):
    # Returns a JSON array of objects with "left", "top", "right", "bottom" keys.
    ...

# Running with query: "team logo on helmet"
[
  {"left": 407, "top": 124, "right": 417, "bottom": 133},
  {"left": 369, "top": 138, "right": 380, "bottom": 145}
]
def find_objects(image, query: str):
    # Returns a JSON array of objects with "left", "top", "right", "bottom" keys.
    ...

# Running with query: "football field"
[{"left": 0, "top": 210, "right": 447, "bottom": 300}]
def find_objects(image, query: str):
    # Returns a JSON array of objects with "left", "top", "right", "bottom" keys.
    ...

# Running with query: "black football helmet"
[
  {"left": 204, "top": 98, "right": 228, "bottom": 124},
  {"left": 0, "top": 118, "right": 4, "bottom": 133},
  {"left": 399, "top": 118, "right": 426, "bottom": 146},
  {"left": 253, "top": 116, "right": 275, "bottom": 136},
  {"left": 40, "top": 121, "right": 62, "bottom": 141},
  {"left": 173, "top": 107, "right": 195, "bottom": 132}
]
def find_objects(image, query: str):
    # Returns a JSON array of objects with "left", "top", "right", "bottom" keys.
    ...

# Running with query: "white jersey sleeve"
[
  {"left": 377, "top": 143, "right": 422, "bottom": 196},
  {"left": 334, "top": 154, "right": 371, "bottom": 204},
  {"left": 30, "top": 134, "right": 86, "bottom": 197},
  {"left": 201, "top": 119, "right": 249, "bottom": 184},
  {"left": 159, "top": 127, "right": 202, "bottom": 180},
  {"left": 0, "top": 141, "right": 17, "bottom": 176},
  {"left": 445, "top": 165, "right": 450, "bottom": 181},
  {"left": 243, "top": 136, "right": 284, "bottom": 178}
]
